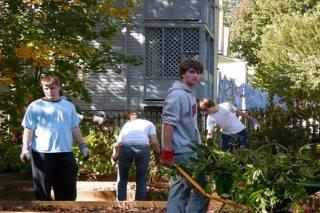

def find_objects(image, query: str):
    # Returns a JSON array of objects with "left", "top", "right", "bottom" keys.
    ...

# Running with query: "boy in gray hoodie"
[{"left": 161, "top": 59, "right": 210, "bottom": 213}]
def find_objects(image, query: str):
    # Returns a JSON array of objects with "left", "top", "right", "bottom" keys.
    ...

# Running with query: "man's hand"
[
  {"left": 160, "top": 149, "right": 175, "bottom": 167},
  {"left": 206, "top": 134, "right": 212, "bottom": 141},
  {"left": 251, "top": 119, "right": 260, "bottom": 130},
  {"left": 20, "top": 145, "right": 31, "bottom": 163},
  {"left": 111, "top": 142, "right": 119, "bottom": 166},
  {"left": 79, "top": 143, "right": 91, "bottom": 161},
  {"left": 92, "top": 115, "right": 105, "bottom": 125},
  {"left": 111, "top": 154, "right": 118, "bottom": 166}
]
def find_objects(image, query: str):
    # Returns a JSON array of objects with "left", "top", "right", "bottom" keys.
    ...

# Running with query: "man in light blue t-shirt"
[{"left": 20, "top": 75, "right": 90, "bottom": 201}]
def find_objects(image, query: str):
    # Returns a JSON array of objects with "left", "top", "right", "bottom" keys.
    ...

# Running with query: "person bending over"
[{"left": 199, "top": 98, "right": 259, "bottom": 152}]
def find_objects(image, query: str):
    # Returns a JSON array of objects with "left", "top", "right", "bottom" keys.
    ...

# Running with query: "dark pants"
[
  {"left": 31, "top": 151, "right": 78, "bottom": 201},
  {"left": 221, "top": 129, "right": 248, "bottom": 152}
]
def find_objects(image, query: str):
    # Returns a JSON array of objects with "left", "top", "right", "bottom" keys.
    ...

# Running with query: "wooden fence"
[
  {"left": 103, "top": 111, "right": 163, "bottom": 129},
  {"left": 100, "top": 110, "right": 320, "bottom": 140},
  {"left": 101, "top": 111, "right": 254, "bottom": 135}
]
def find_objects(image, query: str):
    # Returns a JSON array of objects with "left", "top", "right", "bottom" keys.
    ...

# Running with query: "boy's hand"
[
  {"left": 251, "top": 119, "right": 260, "bottom": 130},
  {"left": 111, "top": 154, "right": 118, "bottom": 166},
  {"left": 160, "top": 149, "right": 175, "bottom": 167},
  {"left": 92, "top": 115, "right": 105, "bottom": 125},
  {"left": 79, "top": 143, "right": 91, "bottom": 161},
  {"left": 20, "top": 145, "right": 31, "bottom": 163}
]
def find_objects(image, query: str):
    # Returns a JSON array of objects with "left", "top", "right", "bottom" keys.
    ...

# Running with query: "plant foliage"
[
  {"left": 73, "top": 123, "right": 119, "bottom": 179},
  {"left": 0, "top": 0, "right": 143, "bottom": 144},
  {"left": 228, "top": 0, "right": 320, "bottom": 105},
  {"left": 191, "top": 140, "right": 320, "bottom": 212}
]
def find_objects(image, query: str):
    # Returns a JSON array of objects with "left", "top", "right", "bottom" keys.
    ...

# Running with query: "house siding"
[
  {"left": 73, "top": 31, "right": 127, "bottom": 113},
  {"left": 75, "top": 0, "right": 218, "bottom": 114},
  {"left": 73, "top": 72, "right": 126, "bottom": 113}
]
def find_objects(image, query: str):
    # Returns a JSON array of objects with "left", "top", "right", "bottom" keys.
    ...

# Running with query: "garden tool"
[{"left": 172, "top": 163, "right": 250, "bottom": 211}]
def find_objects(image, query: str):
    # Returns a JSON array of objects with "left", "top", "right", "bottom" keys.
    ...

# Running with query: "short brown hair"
[
  {"left": 40, "top": 75, "right": 61, "bottom": 87},
  {"left": 199, "top": 98, "right": 216, "bottom": 111},
  {"left": 179, "top": 59, "right": 203, "bottom": 80},
  {"left": 126, "top": 111, "right": 139, "bottom": 120}
]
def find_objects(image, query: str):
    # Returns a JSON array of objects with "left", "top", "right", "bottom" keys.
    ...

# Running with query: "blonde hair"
[{"left": 40, "top": 75, "right": 61, "bottom": 87}]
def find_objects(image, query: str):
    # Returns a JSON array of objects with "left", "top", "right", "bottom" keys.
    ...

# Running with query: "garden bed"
[
  {"left": 3, "top": 174, "right": 319, "bottom": 212},
  {"left": 0, "top": 201, "right": 168, "bottom": 212},
  {"left": 0, "top": 177, "right": 229, "bottom": 212},
  {"left": 0, "top": 180, "right": 168, "bottom": 201},
  {"left": 0, "top": 200, "right": 229, "bottom": 212}
]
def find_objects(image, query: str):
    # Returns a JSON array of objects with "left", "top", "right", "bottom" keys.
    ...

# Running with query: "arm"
[
  {"left": 149, "top": 134, "right": 160, "bottom": 154},
  {"left": 162, "top": 123, "right": 174, "bottom": 150},
  {"left": 20, "top": 128, "right": 34, "bottom": 163},
  {"left": 235, "top": 110, "right": 260, "bottom": 129},
  {"left": 111, "top": 123, "right": 126, "bottom": 162},
  {"left": 22, "top": 128, "right": 33, "bottom": 147},
  {"left": 235, "top": 110, "right": 255, "bottom": 121},
  {"left": 206, "top": 115, "right": 215, "bottom": 140},
  {"left": 78, "top": 114, "right": 105, "bottom": 125},
  {"left": 160, "top": 123, "right": 175, "bottom": 166},
  {"left": 80, "top": 115, "right": 93, "bottom": 123},
  {"left": 112, "top": 142, "right": 120, "bottom": 160},
  {"left": 206, "top": 129, "right": 214, "bottom": 140},
  {"left": 72, "top": 126, "right": 85, "bottom": 145},
  {"left": 72, "top": 126, "right": 91, "bottom": 160}
]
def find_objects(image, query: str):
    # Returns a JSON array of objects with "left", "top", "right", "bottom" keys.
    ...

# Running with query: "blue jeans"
[
  {"left": 166, "top": 152, "right": 210, "bottom": 213},
  {"left": 220, "top": 128, "right": 248, "bottom": 152},
  {"left": 117, "top": 143, "right": 150, "bottom": 201}
]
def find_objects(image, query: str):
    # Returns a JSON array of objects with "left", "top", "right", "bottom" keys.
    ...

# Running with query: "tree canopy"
[
  {"left": 0, "top": 0, "right": 142, "bottom": 142},
  {"left": 255, "top": 11, "right": 320, "bottom": 100},
  {"left": 228, "top": 0, "right": 320, "bottom": 102}
]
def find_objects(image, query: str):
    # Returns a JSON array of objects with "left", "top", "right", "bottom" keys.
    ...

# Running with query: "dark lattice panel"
[
  {"left": 164, "top": 28, "right": 181, "bottom": 77},
  {"left": 145, "top": 27, "right": 199, "bottom": 78},
  {"left": 182, "top": 28, "right": 199, "bottom": 59},
  {"left": 145, "top": 28, "right": 163, "bottom": 77}
]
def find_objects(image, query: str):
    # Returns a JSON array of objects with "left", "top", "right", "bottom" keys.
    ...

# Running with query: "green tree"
[
  {"left": 221, "top": 0, "right": 240, "bottom": 27},
  {"left": 228, "top": 0, "right": 258, "bottom": 65},
  {"left": 228, "top": 0, "right": 320, "bottom": 105},
  {"left": 0, "top": 0, "right": 142, "bottom": 143},
  {"left": 229, "top": 0, "right": 318, "bottom": 66},
  {"left": 254, "top": 11, "right": 320, "bottom": 101}
]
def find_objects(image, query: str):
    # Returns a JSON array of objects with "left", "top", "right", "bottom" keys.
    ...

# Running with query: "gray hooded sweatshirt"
[{"left": 161, "top": 81, "right": 201, "bottom": 153}]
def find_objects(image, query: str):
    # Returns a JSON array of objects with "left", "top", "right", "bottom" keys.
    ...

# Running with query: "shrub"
[
  {"left": 190, "top": 140, "right": 320, "bottom": 212},
  {"left": 0, "top": 141, "right": 31, "bottom": 174},
  {"left": 74, "top": 123, "right": 119, "bottom": 180}
]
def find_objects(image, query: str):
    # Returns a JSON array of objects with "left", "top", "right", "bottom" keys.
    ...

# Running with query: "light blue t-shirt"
[{"left": 22, "top": 98, "right": 79, "bottom": 153}]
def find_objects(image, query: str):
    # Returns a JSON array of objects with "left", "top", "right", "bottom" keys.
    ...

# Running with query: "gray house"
[{"left": 75, "top": 0, "right": 219, "bottom": 115}]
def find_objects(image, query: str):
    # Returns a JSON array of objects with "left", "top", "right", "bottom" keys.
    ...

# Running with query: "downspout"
[{"left": 124, "top": 27, "right": 128, "bottom": 111}]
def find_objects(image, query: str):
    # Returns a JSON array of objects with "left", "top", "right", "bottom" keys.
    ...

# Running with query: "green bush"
[
  {"left": 0, "top": 142, "right": 31, "bottom": 174},
  {"left": 74, "top": 123, "right": 119, "bottom": 179},
  {"left": 188, "top": 103, "right": 320, "bottom": 212},
  {"left": 249, "top": 102, "right": 320, "bottom": 150},
  {"left": 191, "top": 139, "right": 320, "bottom": 212}
]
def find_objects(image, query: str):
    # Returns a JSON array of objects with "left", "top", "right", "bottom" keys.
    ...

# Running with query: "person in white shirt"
[
  {"left": 111, "top": 111, "right": 160, "bottom": 201},
  {"left": 199, "top": 98, "right": 259, "bottom": 152}
]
